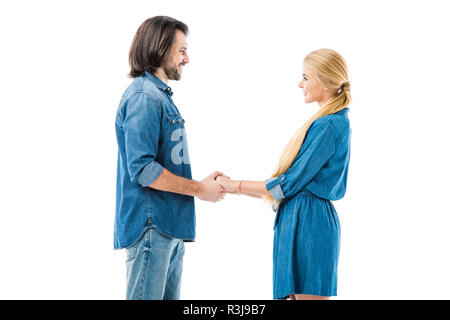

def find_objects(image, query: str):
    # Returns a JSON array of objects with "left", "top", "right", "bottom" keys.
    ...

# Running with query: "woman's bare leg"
[{"left": 294, "top": 294, "right": 330, "bottom": 300}]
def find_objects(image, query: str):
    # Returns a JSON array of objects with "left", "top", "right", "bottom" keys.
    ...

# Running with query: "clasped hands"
[{"left": 197, "top": 171, "right": 239, "bottom": 203}]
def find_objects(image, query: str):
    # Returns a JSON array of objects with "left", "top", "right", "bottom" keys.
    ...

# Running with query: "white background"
[{"left": 1, "top": 0, "right": 449, "bottom": 299}]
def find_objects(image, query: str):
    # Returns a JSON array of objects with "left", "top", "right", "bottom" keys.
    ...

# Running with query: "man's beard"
[{"left": 164, "top": 62, "right": 183, "bottom": 81}]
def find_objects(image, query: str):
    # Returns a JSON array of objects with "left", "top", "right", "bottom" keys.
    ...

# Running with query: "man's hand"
[{"left": 196, "top": 171, "right": 226, "bottom": 202}]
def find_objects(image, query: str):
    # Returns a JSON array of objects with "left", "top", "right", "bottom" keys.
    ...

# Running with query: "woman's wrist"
[{"left": 233, "top": 180, "right": 241, "bottom": 193}]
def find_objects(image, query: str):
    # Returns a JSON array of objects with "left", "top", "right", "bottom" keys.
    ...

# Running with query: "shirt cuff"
[
  {"left": 137, "top": 160, "right": 164, "bottom": 187},
  {"left": 265, "top": 176, "right": 286, "bottom": 201}
]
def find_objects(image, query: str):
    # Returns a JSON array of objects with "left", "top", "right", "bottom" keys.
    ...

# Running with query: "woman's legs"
[{"left": 293, "top": 294, "right": 330, "bottom": 300}]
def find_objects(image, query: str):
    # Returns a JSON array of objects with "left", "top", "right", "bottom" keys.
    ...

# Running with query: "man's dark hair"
[{"left": 128, "top": 16, "right": 189, "bottom": 78}]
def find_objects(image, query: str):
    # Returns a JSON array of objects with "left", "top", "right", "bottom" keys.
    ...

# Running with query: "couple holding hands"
[{"left": 114, "top": 16, "right": 352, "bottom": 300}]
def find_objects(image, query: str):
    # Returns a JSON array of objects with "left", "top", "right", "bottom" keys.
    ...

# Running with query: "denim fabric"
[
  {"left": 272, "top": 190, "right": 340, "bottom": 298},
  {"left": 126, "top": 226, "right": 185, "bottom": 300},
  {"left": 266, "top": 108, "right": 351, "bottom": 202},
  {"left": 115, "top": 72, "right": 195, "bottom": 249},
  {"left": 266, "top": 108, "right": 351, "bottom": 298}
]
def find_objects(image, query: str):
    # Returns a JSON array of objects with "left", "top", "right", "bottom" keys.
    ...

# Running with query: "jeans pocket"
[
  {"left": 125, "top": 243, "right": 138, "bottom": 262},
  {"left": 125, "top": 228, "right": 149, "bottom": 261}
]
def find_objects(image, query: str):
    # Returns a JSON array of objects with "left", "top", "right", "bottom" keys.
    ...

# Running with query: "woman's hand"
[
  {"left": 216, "top": 177, "right": 270, "bottom": 198},
  {"left": 216, "top": 176, "right": 240, "bottom": 194}
]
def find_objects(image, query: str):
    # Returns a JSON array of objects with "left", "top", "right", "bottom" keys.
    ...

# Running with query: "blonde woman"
[{"left": 217, "top": 49, "right": 352, "bottom": 300}]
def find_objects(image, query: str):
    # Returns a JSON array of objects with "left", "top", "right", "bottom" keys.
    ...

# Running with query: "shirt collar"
[{"left": 144, "top": 71, "right": 173, "bottom": 96}]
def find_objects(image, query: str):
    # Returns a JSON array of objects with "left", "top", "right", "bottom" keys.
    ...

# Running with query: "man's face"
[{"left": 163, "top": 30, "right": 189, "bottom": 81}]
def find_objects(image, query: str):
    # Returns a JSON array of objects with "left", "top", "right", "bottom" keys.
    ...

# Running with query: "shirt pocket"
[{"left": 167, "top": 113, "right": 185, "bottom": 135}]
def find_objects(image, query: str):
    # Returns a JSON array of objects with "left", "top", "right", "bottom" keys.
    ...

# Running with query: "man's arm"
[
  {"left": 120, "top": 93, "right": 225, "bottom": 203},
  {"left": 150, "top": 169, "right": 225, "bottom": 202}
]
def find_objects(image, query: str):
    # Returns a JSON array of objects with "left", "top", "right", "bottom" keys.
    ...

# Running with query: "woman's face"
[{"left": 298, "top": 66, "right": 331, "bottom": 106}]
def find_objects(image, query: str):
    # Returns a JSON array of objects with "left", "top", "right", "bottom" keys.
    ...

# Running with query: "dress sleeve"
[
  {"left": 265, "top": 120, "right": 337, "bottom": 201},
  {"left": 122, "top": 92, "right": 164, "bottom": 187}
]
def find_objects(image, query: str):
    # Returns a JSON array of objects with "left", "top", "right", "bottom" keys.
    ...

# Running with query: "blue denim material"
[
  {"left": 115, "top": 71, "right": 195, "bottom": 249},
  {"left": 272, "top": 190, "right": 340, "bottom": 298},
  {"left": 266, "top": 108, "right": 351, "bottom": 202},
  {"left": 126, "top": 225, "right": 185, "bottom": 300},
  {"left": 266, "top": 108, "right": 351, "bottom": 298}
]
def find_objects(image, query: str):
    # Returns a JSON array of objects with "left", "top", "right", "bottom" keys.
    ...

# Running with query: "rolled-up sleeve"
[
  {"left": 265, "top": 177, "right": 286, "bottom": 201},
  {"left": 265, "top": 120, "right": 337, "bottom": 200},
  {"left": 122, "top": 92, "right": 164, "bottom": 187},
  {"left": 137, "top": 160, "right": 164, "bottom": 187}
]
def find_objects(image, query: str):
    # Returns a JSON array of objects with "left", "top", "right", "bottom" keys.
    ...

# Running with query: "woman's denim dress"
[{"left": 266, "top": 108, "right": 351, "bottom": 298}]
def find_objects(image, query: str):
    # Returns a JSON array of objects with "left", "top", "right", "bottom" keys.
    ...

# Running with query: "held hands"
[
  {"left": 197, "top": 172, "right": 241, "bottom": 203},
  {"left": 197, "top": 171, "right": 227, "bottom": 203},
  {"left": 212, "top": 176, "right": 268, "bottom": 199}
]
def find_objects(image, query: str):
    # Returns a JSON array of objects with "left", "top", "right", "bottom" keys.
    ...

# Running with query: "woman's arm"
[{"left": 216, "top": 176, "right": 271, "bottom": 198}]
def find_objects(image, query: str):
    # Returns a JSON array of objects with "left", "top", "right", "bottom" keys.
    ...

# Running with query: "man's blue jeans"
[{"left": 125, "top": 225, "right": 185, "bottom": 300}]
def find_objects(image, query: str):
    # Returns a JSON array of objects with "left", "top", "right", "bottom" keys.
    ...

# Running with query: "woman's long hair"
[{"left": 266, "top": 48, "right": 351, "bottom": 208}]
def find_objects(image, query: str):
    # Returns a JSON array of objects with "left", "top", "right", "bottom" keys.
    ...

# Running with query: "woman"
[{"left": 217, "top": 48, "right": 352, "bottom": 300}]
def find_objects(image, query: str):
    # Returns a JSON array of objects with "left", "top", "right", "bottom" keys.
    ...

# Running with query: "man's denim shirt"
[
  {"left": 266, "top": 108, "right": 351, "bottom": 206},
  {"left": 114, "top": 71, "right": 195, "bottom": 249}
]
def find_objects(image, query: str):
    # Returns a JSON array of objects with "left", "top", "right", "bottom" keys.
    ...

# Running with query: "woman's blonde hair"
[{"left": 266, "top": 48, "right": 351, "bottom": 207}]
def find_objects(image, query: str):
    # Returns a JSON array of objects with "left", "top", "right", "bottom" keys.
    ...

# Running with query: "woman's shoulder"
[
  {"left": 309, "top": 116, "right": 334, "bottom": 133},
  {"left": 309, "top": 111, "right": 350, "bottom": 142},
  {"left": 320, "top": 109, "right": 350, "bottom": 129}
]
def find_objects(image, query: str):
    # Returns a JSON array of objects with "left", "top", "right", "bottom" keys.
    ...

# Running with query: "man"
[{"left": 114, "top": 16, "right": 225, "bottom": 300}]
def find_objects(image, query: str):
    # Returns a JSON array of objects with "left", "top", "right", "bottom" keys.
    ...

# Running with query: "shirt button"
[{"left": 280, "top": 176, "right": 285, "bottom": 181}]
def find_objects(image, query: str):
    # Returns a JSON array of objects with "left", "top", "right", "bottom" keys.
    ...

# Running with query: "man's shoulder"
[{"left": 123, "top": 76, "right": 165, "bottom": 104}]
